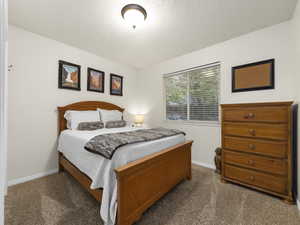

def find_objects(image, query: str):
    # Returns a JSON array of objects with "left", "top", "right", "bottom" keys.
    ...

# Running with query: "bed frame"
[{"left": 57, "top": 101, "right": 193, "bottom": 225}]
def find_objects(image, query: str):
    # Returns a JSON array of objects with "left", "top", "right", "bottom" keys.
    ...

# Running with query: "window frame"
[{"left": 163, "top": 62, "right": 221, "bottom": 126}]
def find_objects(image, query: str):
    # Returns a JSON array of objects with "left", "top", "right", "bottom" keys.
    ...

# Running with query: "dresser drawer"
[
  {"left": 224, "top": 164, "right": 287, "bottom": 194},
  {"left": 223, "top": 150, "right": 286, "bottom": 175},
  {"left": 222, "top": 106, "right": 288, "bottom": 123},
  {"left": 223, "top": 122, "right": 288, "bottom": 141},
  {"left": 223, "top": 136, "right": 287, "bottom": 158}
]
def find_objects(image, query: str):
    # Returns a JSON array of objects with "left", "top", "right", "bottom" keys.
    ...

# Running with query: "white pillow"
[
  {"left": 97, "top": 109, "right": 122, "bottom": 124},
  {"left": 64, "top": 110, "right": 101, "bottom": 130}
]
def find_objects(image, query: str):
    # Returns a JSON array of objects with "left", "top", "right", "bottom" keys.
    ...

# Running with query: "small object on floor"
[{"left": 214, "top": 147, "right": 222, "bottom": 174}]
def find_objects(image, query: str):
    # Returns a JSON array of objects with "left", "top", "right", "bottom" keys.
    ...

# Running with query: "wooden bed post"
[{"left": 58, "top": 152, "right": 64, "bottom": 173}]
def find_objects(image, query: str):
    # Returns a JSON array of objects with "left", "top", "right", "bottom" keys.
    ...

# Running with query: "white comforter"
[{"left": 57, "top": 127, "right": 185, "bottom": 225}]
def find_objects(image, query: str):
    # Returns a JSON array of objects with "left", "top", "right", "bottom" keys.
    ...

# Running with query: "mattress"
[{"left": 57, "top": 126, "right": 185, "bottom": 225}]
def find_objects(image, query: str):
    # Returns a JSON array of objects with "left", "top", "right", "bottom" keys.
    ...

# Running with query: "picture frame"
[
  {"left": 232, "top": 59, "right": 275, "bottom": 93},
  {"left": 110, "top": 74, "right": 123, "bottom": 96},
  {"left": 58, "top": 60, "right": 81, "bottom": 91},
  {"left": 87, "top": 67, "right": 105, "bottom": 93}
]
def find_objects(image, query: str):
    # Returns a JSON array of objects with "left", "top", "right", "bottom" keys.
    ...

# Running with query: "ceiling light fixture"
[{"left": 121, "top": 4, "right": 147, "bottom": 29}]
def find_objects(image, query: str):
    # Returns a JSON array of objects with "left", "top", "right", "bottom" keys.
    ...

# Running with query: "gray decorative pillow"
[
  {"left": 77, "top": 121, "right": 104, "bottom": 131},
  {"left": 105, "top": 120, "right": 127, "bottom": 128}
]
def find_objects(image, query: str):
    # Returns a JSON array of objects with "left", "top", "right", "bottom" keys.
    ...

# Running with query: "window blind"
[{"left": 164, "top": 63, "right": 220, "bottom": 122}]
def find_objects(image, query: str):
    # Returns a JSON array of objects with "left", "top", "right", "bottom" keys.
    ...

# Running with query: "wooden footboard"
[
  {"left": 115, "top": 140, "right": 193, "bottom": 225},
  {"left": 59, "top": 140, "right": 192, "bottom": 225}
]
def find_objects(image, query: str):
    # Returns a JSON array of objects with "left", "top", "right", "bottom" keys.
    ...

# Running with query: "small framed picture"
[
  {"left": 110, "top": 74, "right": 123, "bottom": 96},
  {"left": 58, "top": 60, "right": 81, "bottom": 91},
  {"left": 87, "top": 68, "right": 105, "bottom": 93}
]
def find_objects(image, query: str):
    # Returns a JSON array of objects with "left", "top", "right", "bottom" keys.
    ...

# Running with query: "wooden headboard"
[{"left": 57, "top": 101, "right": 125, "bottom": 134}]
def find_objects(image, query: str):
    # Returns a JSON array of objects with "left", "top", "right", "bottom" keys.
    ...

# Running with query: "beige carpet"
[{"left": 5, "top": 165, "right": 300, "bottom": 225}]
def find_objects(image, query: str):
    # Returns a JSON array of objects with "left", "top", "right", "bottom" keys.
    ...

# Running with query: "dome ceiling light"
[{"left": 121, "top": 4, "right": 147, "bottom": 29}]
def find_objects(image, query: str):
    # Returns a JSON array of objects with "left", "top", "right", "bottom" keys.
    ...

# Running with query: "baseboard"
[
  {"left": 7, "top": 162, "right": 214, "bottom": 186},
  {"left": 8, "top": 168, "right": 58, "bottom": 187},
  {"left": 297, "top": 199, "right": 300, "bottom": 211},
  {"left": 192, "top": 160, "right": 215, "bottom": 170}
]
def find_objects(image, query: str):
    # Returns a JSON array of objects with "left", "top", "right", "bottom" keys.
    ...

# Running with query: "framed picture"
[
  {"left": 232, "top": 59, "right": 274, "bottom": 93},
  {"left": 87, "top": 68, "right": 105, "bottom": 93},
  {"left": 110, "top": 74, "right": 123, "bottom": 96},
  {"left": 58, "top": 60, "right": 81, "bottom": 91}
]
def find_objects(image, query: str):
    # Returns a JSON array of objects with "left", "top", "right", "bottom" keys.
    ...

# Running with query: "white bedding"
[{"left": 57, "top": 126, "right": 185, "bottom": 225}]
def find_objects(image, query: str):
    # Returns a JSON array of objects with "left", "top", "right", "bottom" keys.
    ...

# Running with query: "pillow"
[
  {"left": 98, "top": 109, "right": 122, "bottom": 123},
  {"left": 64, "top": 110, "right": 101, "bottom": 130},
  {"left": 77, "top": 121, "right": 104, "bottom": 131},
  {"left": 105, "top": 120, "right": 127, "bottom": 128}
]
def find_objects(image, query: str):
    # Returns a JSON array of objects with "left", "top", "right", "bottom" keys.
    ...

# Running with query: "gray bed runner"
[{"left": 84, "top": 127, "right": 185, "bottom": 159}]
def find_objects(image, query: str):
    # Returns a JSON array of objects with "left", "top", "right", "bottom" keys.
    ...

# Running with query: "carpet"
[{"left": 5, "top": 165, "right": 300, "bottom": 225}]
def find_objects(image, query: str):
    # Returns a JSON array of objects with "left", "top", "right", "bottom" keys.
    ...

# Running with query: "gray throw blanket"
[{"left": 84, "top": 127, "right": 185, "bottom": 159}]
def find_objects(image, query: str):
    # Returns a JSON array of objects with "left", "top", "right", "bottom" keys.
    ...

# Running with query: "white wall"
[
  {"left": 7, "top": 25, "right": 138, "bottom": 182},
  {"left": 0, "top": 0, "right": 7, "bottom": 224},
  {"left": 291, "top": 0, "right": 300, "bottom": 205},
  {"left": 137, "top": 21, "right": 296, "bottom": 168}
]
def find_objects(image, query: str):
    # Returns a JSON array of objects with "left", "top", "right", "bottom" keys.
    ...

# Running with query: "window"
[{"left": 164, "top": 63, "right": 220, "bottom": 122}]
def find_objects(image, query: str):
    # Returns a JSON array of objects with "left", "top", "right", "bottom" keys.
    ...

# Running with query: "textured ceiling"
[{"left": 9, "top": 0, "right": 298, "bottom": 68}]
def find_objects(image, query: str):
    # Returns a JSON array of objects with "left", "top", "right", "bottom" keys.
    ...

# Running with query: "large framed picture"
[
  {"left": 110, "top": 74, "right": 123, "bottom": 96},
  {"left": 232, "top": 59, "right": 275, "bottom": 93},
  {"left": 58, "top": 60, "right": 81, "bottom": 91},
  {"left": 87, "top": 68, "right": 105, "bottom": 93}
]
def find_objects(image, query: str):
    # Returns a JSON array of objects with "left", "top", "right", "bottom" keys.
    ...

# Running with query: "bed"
[{"left": 57, "top": 101, "right": 193, "bottom": 225}]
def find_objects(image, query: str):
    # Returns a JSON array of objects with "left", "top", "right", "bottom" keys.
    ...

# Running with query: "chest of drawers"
[{"left": 221, "top": 102, "right": 294, "bottom": 203}]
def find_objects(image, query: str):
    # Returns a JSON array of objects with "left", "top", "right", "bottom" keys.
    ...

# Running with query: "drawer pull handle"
[
  {"left": 248, "top": 113, "right": 255, "bottom": 118},
  {"left": 249, "top": 176, "right": 255, "bottom": 181},
  {"left": 249, "top": 144, "right": 256, "bottom": 150},
  {"left": 244, "top": 113, "right": 255, "bottom": 119},
  {"left": 248, "top": 160, "right": 255, "bottom": 165},
  {"left": 248, "top": 129, "right": 256, "bottom": 136}
]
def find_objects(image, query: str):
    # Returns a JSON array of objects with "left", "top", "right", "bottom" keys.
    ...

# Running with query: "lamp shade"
[{"left": 134, "top": 114, "right": 144, "bottom": 124}]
